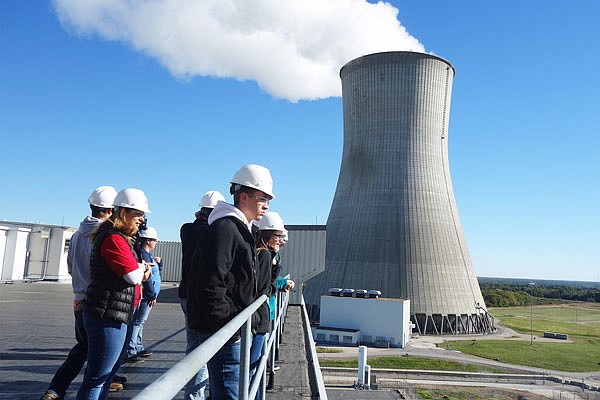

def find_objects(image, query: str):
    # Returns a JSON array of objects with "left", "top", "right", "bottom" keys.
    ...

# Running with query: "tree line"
[{"left": 478, "top": 280, "right": 600, "bottom": 307}]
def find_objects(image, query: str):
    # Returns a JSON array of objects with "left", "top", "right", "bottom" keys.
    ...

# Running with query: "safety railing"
[
  {"left": 301, "top": 295, "right": 328, "bottom": 399},
  {"left": 245, "top": 288, "right": 290, "bottom": 400},
  {"left": 133, "top": 288, "right": 290, "bottom": 400}
]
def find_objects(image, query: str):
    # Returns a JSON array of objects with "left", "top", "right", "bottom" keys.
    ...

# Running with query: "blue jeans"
[
  {"left": 127, "top": 299, "right": 152, "bottom": 357},
  {"left": 180, "top": 298, "right": 209, "bottom": 400},
  {"left": 207, "top": 339, "right": 241, "bottom": 400},
  {"left": 46, "top": 307, "right": 87, "bottom": 398},
  {"left": 249, "top": 333, "right": 268, "bottom": 400},
  {"left": 76, "top": 311, "right": 131, "bottom": 400},
  {"left": 250, "top": 333, "right": 266, "bottom": 373}
]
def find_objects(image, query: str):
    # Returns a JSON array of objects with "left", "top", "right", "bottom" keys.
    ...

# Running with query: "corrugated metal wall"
[
  {"left": 279, "top": 225, "right": 326, "bottom": 283},
  {"left": 153, "top": 241, "right": 183, "bottom": 282},
  {"left": 154, "top": 226, "right": 327, "bottom": 286}
]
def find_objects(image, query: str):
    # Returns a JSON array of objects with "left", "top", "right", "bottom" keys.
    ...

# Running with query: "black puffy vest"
[{"left": 83, "top": 228, "right": 139, "bottom": 324}]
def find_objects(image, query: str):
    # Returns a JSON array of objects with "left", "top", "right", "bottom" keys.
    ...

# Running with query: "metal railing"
[
  {"left": 301, "top": 295, "right": 328, "bottom": 399},
  {"left": 133, "top": 288, "right": 290, "bottom": 400},
  {"left": 244, "top": 289, "right": 290, "bottom": 400}
]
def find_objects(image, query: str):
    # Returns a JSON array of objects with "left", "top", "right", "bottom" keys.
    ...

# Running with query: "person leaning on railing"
[
  {"left": 250, "top": 212, "right": 287, "bottom": 396},
  {"left": 178, "top": 190, "right": 224, "bottom": 400},
  {"left": 185, "top": 164, "right": 276, "bottom": 400},
  {"left": 76, "top": 189, "right": 152, "bottom": 400}
]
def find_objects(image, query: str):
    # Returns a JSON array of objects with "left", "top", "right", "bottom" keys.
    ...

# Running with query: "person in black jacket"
[
  {"left": 187, "top": 164, "right": 275, "bottom": 400},
  {"left": 179, "top": 190, "right": 224, "bottom": 400},
  {"left": 249, "top": 212, "right": 287, "bottom": 400}
]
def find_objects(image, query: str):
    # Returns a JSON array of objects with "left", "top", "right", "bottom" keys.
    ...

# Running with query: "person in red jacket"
[{"left": 76, "top": 188, "right": 152, "bottom": 400}]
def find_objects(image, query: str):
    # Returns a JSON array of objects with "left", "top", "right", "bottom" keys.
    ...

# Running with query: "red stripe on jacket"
[{"left": 100, "top": 233, "right": 142, "bottom": 307}]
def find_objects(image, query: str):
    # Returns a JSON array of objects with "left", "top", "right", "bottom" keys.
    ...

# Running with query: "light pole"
[{"left": 529, "top": 282, "right": 535, "bottom": 345}]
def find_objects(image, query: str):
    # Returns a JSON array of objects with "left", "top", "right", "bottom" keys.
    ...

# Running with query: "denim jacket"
[{"left": 141, "top": 248, "right": 162, "bottom": 301}]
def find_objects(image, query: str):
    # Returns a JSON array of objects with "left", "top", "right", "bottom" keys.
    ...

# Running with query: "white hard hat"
[
  {"left": 200, "top": 191, "right": 225, "bottom": 209},
  {"left": 113, "top": 188, "right": 151, "bottom": 213},
  {"left": 253, "top": 212, "right": 285, "bottom": 231},
  {"left": 231, "top": 164, "right": 275, "bottom": 198},
  {"left": 139, "top": 226, "right": 159, "bottom": 240},
  {"left": 88, "top": 186, "right": 117, "bottom": 208}
]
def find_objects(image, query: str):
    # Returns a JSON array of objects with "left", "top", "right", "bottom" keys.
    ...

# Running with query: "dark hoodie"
[
  {"left": 186, "top": 202, "right": 257, "bottom": 334},
  {"left": 179, "top": 209, "right": 210, "bottom": 299}
]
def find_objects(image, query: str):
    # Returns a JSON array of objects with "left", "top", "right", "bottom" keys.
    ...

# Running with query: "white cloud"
[{"left": 52, "top": 0, "right": 425, "bottom": 102}]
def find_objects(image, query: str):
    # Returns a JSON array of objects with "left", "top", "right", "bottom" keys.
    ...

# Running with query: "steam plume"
[{"left": 53, "top": 0, "right": 425, "bottom": 102}]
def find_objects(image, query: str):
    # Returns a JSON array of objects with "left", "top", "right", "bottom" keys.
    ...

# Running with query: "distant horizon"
[
  {"left": 2, "top": 218, "right": 597, "bottom": 285},
  {"left": 478, "top": 276, "right": 600, "bottom": 286}
]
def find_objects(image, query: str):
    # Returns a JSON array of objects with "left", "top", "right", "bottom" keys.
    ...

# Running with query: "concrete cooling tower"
[{"left": 305, "top": 51, "right": 494, "bottom": 334}]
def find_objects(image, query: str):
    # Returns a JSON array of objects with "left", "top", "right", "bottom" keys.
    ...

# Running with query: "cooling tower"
[{"left": 305, "top": 52, "right": 493, "bottom": 334}]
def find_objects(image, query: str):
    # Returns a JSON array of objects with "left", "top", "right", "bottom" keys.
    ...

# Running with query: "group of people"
[
  {"left": 41, "top": 186, "right": 162, "bottom": 400},
  {"left": 41, "top": 163, "right": 294, "bottom": 400},
  {"left": 180, "top": 164, "right": 294, "bottom": 400}
]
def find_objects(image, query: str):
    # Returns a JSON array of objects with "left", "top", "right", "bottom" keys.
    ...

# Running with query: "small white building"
[
  {"left": 313, "top": 291, "right": 411, "bottom": 348},
  {"left": 0, "top": 221, "right": 75, "bottom": 282}
]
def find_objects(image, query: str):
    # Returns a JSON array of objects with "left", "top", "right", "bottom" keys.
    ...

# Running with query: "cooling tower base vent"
[{"left": 411, "top": 312, "right": 495, "bottom": 335}]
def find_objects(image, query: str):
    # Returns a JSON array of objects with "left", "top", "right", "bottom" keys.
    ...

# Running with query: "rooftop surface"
[{"left": 0, "top": 282, "right": 319, "bottom": 399}]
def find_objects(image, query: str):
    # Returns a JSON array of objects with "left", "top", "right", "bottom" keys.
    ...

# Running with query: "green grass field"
[
  {"left": 490, "top": 304, "right": 600, "bottom": 339},
  {"left": 318, "top": 356, "right": 506, "bottom": 373},
  {"left": 447, "top": 339, "right": 599, "bottom": 372},
  {"left": 315, "top": 347, "right": 343, "bottom": 353},
  {"left": 414, "top": 387, "right": 522, "bottom": 400},
  {"left": 448, "top": 303, "right": 600, "bottom": 372}
]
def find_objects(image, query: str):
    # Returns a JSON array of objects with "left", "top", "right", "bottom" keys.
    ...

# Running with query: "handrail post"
[
  {"left": 259, "top": 335, "right": 268, "bottom": 399},
  {"left": 267, "top": 325, "right": 276, "bottom": 390},
  {"left": 301, "top": 295, "right": 328, "bottom": 399},
  {"left": 275, "top": 291, "right": 282, "bottom": 360},
  {"left": 239, "top": 317, "right": 252, "bottom": 400}
]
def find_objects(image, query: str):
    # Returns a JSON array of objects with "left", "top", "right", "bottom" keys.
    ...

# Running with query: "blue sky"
[{"left": 1, "top": 1, "right": 598, "bottom": 282}]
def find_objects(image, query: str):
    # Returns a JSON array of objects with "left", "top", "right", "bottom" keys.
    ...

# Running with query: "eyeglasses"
[
  {"left": 273, "top": 234, "right": 286, "bottom": 239},
  {"left": 127, "top": 210, "right": 145, "bottom": 218},
  {"left": 250, "top": 194, "right": 270, "bottom": 204}
]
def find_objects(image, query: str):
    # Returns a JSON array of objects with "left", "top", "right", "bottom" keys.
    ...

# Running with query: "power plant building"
[
  {"left": 304, "top": 52, "right": 494, "bottom": 334},
  {"left": 314, "top": 291, "right": 411, "bottom": 348}
]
